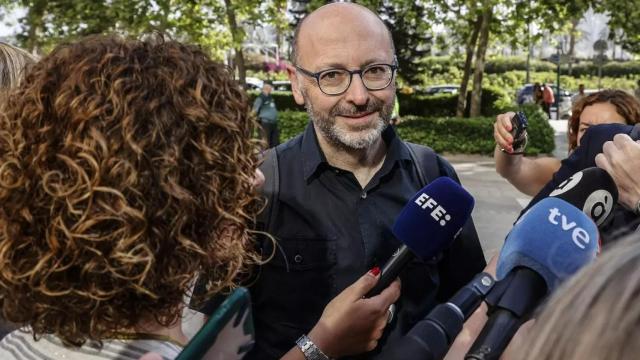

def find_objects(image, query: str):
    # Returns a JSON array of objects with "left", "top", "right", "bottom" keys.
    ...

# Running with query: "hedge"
[
  {"left": 252, "top": 87, "right": 512, "bottom": 118},
  {"left": 420, "top": 56, "right": 640, "bottom": 78},
  {"left": 398, "top": 86, "right": 512, "bottom": 117},
  {"left": 247, "top": 90, "right": 305, "bottom": 112},
  {"left": 277, "top": 104, "right": 554, "bottom": 155}
]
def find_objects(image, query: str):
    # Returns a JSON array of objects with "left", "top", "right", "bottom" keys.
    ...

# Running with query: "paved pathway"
[{"left": 448, "top": 120, "right": 567, "bottom": 261}]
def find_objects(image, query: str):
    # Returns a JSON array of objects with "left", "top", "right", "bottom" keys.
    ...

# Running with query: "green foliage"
[
  {"left": 396, "top": 104, "right": 553, "bottom": 155},
  {"left": 262, "top": 86, "right": 512, "bottom": 118},
  {"left": 422, "top": 69, "right": 638, "bottom": 101},
  {"left": 421, "top": 56, "right": 640, "bottom": 79},
  {"left": 399, "top": 86, "right": 512, "bottom": 117},
  {"left": 484, "top": 57, "right": 556, "bottom": 73},
  {"left": 2, "top": 0, "right": 284, "bottom": 60},
  {"left": 278, "top": 111, "right": 310, "bottom": 141},
  {"left": 247, "top": 91, "right": 304, "bottom": 112},
  {"left": 276, "top": 104, "right": 554, "bottom": 155}
]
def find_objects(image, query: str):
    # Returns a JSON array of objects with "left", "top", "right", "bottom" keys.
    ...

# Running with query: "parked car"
[
  {"left": 516, "top": 84, "right": 572, "bottom": 119},
  {"left": 422, "top": 84, "right": 460, "bottom": 95},
  {"left": 272, "top": 80, "right": 292, "bottom": 92},
  {"left": 244, "top": 77, "right": 263, "bottom": 91}
]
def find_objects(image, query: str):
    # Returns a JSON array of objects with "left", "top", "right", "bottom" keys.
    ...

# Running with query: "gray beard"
[{"left": 302, "top": 90, "right": 393, "bottom": 150}]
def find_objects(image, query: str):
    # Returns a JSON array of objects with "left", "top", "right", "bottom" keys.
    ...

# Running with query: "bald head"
[{"left": 291, "top": 3, "right": 395, "bottom": 65}]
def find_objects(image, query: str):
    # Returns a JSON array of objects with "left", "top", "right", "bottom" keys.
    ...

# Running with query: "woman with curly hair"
[
  {"left": 0, "top": 35, "right": 399, "bottom": 359},
  {"left": 493, "top": 89, "right": 640, "bottom": 196}
]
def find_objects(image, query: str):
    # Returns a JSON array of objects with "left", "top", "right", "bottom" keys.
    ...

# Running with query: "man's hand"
[
  {"left": 595, "top": 134, "right": 640, "bottom": 211},
  {"left": 308, "top": 271, "right": 401, "bottom": 358},
  {"left": 494, "top": 112, "right": 516, "bottom": 153}
]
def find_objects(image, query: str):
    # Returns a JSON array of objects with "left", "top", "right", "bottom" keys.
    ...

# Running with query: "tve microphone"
[
  {"left": 465, "top": 197, "right": 599, "bottom": 360},
  {"left": 365, "top": 177, "right": 475, "bottom": 297},
  {"left": 548, "top": 167, "right": 618, "bottom": 227},
  {"left": 378, "top": 272, "right": 495, "bottom": 360}
]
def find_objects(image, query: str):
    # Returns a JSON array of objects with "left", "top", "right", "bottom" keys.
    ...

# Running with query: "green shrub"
[
  {"left": 278, "top": 111, "right": 310, "bottom": 141},
  {"left": 484, "top": 56, "right": 556, "bottom": 73},
  {"left": 569, "top": 61, "right": 640, "bottom": 78},
  {"left": 420, "top": 56, "right": 640, "bottom": 78},
  {"left": 277, "top": 104, "right": 554, "bottom": 155},
  {"left": 398, "top": 86, "right": 512, "bottom": 117},
  {"left": 395, "top": 109, "right": 552, "bottom": 155},
  {"left": 248, "top": 90, "right": 304, "bottom": 112}
]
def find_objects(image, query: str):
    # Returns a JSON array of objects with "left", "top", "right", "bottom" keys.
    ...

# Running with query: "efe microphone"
[{"left": 365, "top": 177, "right": 475, "bottom": 297}]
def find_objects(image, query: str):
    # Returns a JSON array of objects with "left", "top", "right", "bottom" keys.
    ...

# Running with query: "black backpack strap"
[
  {"left": 404, "top": 142, "right": 440, "bottom": 186},
  {"left": 258, "top": 147, "right": 279, "bottom": 231}
]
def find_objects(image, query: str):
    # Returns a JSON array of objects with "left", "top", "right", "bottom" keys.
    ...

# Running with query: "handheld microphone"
[
  {"left": 365, "top": 177, "right": 475, "bottom": 297},
  {"left": 465, "top": 197, "right": 599, "bottom": 360},
  {"left": 378, "top": 272, "right": 495, "bottom": 360},
  {"left": 549, "top": 167, "right": 618, "bottom": 226}
]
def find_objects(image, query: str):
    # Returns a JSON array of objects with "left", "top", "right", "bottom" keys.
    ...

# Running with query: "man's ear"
[{"left": 287, "top": 63, "right": 305, "bottom": 106}]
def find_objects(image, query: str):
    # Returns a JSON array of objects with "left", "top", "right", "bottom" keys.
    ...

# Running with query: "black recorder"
[{"left": 508, "top": 111, "right": 528, "bottom": 154}]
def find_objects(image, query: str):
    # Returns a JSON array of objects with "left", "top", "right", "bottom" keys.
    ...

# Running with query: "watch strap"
[{"left": 296, "top": 334, "right": 332, "bottom": 360}]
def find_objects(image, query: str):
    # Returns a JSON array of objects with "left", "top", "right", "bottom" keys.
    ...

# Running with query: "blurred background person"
[
  {"left": 253, "top": 80, "right": 279, "bottom": 148},
  {"left": 541, "top": 83, "right": 555, "bottom": 118},
  {"left": 532, "top": 82, "right": 543, "bottom": 110},
  {"left": 572, "top": 84, "right": 587, "bottom": 104},
  {"left": 494, "top": 89, "right": 640, "bottom": 197}
]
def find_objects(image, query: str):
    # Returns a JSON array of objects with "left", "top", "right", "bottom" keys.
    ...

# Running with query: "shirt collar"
[{"left": 301, "top": 122, "right": 412, "bottom": 181}]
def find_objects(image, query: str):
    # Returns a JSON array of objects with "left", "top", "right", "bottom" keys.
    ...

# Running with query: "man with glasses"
[{"left": 248, "top": 3, "right": 486, "bottom": 359}]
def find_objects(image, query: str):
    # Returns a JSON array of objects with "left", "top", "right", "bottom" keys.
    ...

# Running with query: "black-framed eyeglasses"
[{"left": 295, "top": 61, "right": 398, "bottom": 96}]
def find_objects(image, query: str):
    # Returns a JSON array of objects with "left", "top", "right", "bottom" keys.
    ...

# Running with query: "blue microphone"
[
  {"left": 365, "top": 177, "right": 475, "bottom": 297},
  {"left": 465, "top": 197, "right": 598, "bottom": 360}
]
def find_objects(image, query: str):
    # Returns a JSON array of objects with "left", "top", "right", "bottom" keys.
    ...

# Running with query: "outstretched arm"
[{"left": 493, "top": 112, "right": 561, "bottom": 196}]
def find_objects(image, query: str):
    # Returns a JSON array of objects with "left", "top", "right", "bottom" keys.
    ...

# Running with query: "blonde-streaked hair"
[
  {"left": 0, "top": 42, "right": 36, "bottom": 89},
  {"left": 513, "top": 231, "right": 640, "bottom": 360},
  {"left": 0, "top": 34, "right": 262, "bottom": 346}
]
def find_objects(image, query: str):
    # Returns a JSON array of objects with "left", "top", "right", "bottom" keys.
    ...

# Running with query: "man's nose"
[{"left": 343, "top": 74, "right": 369, "bottom": 106}]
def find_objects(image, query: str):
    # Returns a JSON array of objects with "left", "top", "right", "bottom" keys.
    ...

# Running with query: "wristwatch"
[
  {"left": 296, "top": 334, "right": 333, "bottom": 360},
  {"left": 635, "top": 199, "right": 640, "bottom": 216}
]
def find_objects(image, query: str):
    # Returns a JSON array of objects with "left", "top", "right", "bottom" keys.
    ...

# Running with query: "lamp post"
[{"left": 556, "top": 41, "right": 561, "bottom": 120}]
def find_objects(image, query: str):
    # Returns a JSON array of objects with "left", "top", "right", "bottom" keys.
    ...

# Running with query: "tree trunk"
[
  {"left": 25, "top": 0, "right": 47, "bottom": 53},
  {"left": 456, "top": 16, "right": 482, "bottom": 118},
  {"left": 224, "top": 0, "right": 246, "bottom": 85},
  {"left": 469, "top": 6, "right": 492, "bottom": 117},
  {"left": 567, "top": 18, "right": 578, "bottom": 76}
]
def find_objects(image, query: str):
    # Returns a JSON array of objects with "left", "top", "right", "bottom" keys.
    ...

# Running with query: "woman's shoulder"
[{"left": 0, "top": 330, "right": 182, "bottom": 360}]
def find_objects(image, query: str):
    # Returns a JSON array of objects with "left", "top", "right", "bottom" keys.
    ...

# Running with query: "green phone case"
[{"left": 176, "top": 287, "right": 254, "bottom": 360}]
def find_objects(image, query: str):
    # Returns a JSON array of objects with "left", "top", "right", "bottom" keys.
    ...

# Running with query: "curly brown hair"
[
  {"left": 568, "top": 89, "right": 640, "bottom": 152},
  {"left": 0, "top": 34, "right": 262, "bottom": 346}
]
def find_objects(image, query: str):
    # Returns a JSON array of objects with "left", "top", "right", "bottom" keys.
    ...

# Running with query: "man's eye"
[
  {"left": 367, "top": 66, "right": 384, "bottom": 74},
  {"left": 322, "top": 71, "right": 341, "bottom": 79}
]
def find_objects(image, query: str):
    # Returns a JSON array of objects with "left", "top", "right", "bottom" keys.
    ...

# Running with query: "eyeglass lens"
[{"left": 318, "top": 65, "right": 393, "bottom": 94}]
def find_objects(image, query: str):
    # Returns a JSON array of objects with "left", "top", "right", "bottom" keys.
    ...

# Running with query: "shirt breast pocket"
[{"left": 255, "top": 236, "right": 337, "bottom": 330}]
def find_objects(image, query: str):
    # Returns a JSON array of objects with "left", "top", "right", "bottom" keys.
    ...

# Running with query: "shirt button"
[
  {"left": 294, "top": 254, "right": 303, "bottom": 263},
  {"left": 361, "top": 191, "right": 367, "bottom": 199}
]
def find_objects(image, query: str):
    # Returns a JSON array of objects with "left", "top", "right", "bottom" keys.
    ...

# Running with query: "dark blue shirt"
[{"left": 248, "top": 123, "right": 486, "bottom": 359}]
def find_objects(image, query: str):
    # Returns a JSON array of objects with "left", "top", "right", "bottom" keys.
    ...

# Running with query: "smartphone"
[
  {"left": 177, "top": 287, "right": 254, "bottom": 360},
  {"left": 510, "top": 111, "right": 528, "bottom": 154}
]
